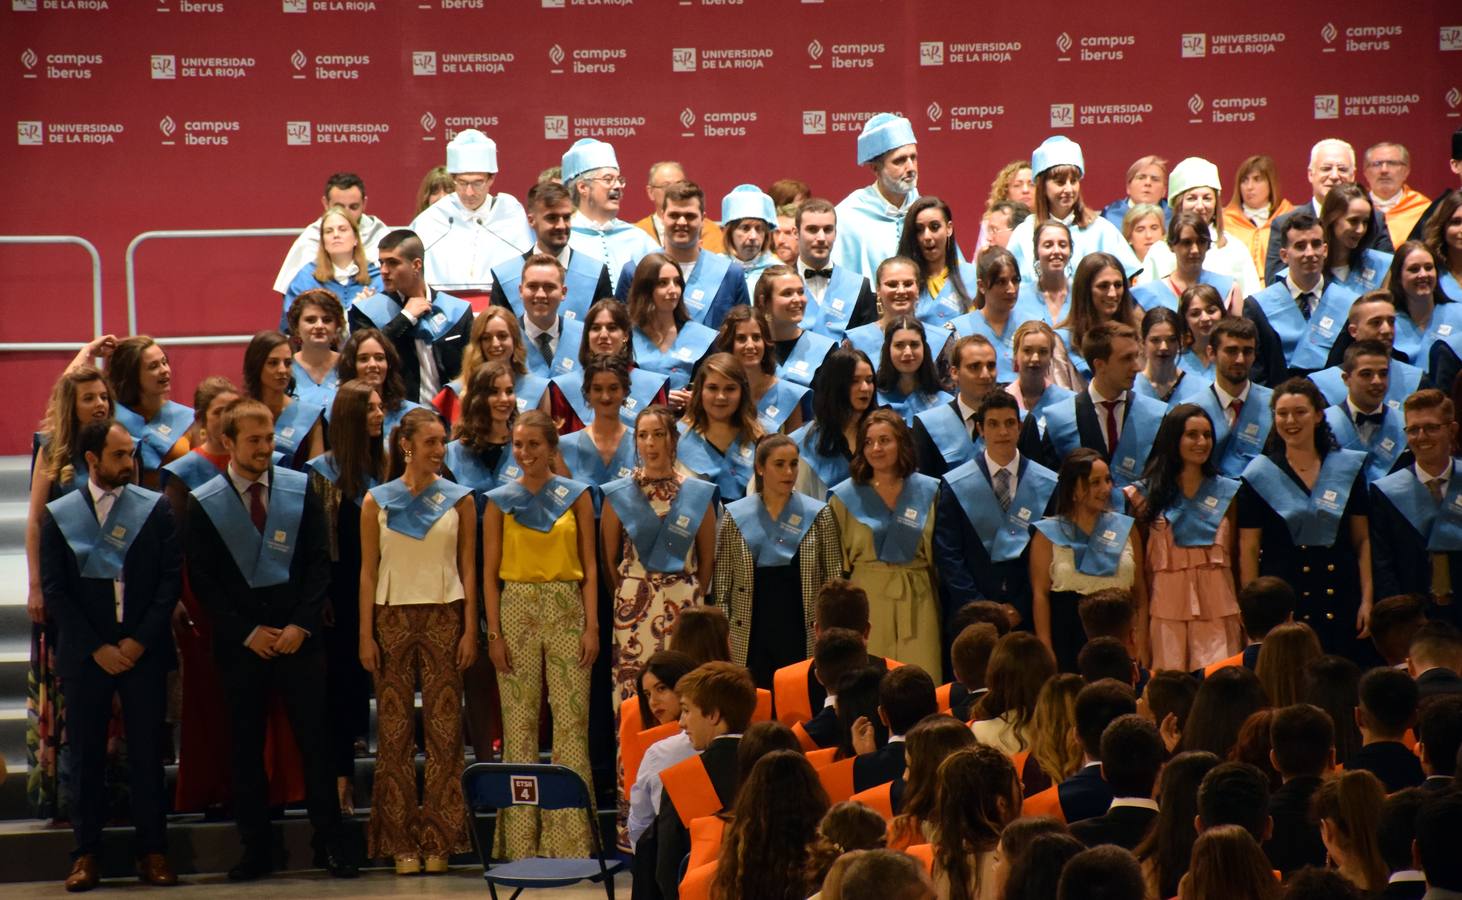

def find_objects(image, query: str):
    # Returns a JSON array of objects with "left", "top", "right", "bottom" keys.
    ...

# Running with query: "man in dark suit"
[
  {"left": 1408, "top": 622, "right": 1462, "bottom": 699},
  {"left": 1415, "top": 794, "right": 1462, "bottom": 900},
  {"left": 489, "top": 180, "right": 612, "bottom": 316},
  {"left": 852, "top": 666, "right": 938, "bottom": 792},
  {"left": 1378, "top": 789, "right": 1429, "bottom": 900},
  {"left": 182, "top": 400, "right": 355, "bottom": 881},
  {"left": 1262, "top": 138, "right": 1394, "bottom": 285},
  {"left": 794, "top": 199, "right": 879, "bottom": 341},
  {"left": 1021, "top": 680, "right": 1135, "bottom": 824},
  {"left": 1265, "top": 704, "right": 1333, "bottom": 874},
  {"left": 347, "top": 229, "right": 473, "bottom": 405},
  {"left": 936, "top": 391, "right": 1058, "bottom": 635},
  {"left": 41, "top": 420, "right": 181, "bottom": 892},
  {"left": 1199, "top": 576, "right": 1295, "bottom": 678},
  {"left": 1347, "top": 668, "right": 1425, "bottom": 791},
  {"left": 771, "top": 579, "right": 896, "bottom": 729},
  {"left": 515, "top": 253, "right": 583, "bottom": 380},
  {"left": 1197, "top": 762, "right": 1274, "bottom": 845},
  {"left": 797, "top": 628, "right": 872, "bottom": 749},
  {"left": 1417, "top": 695, "right": 1462, "bottom": 793},
  {"left": 913, "top": 335, "right": 998, "bottom": 478},
  {"left": 1071, "top": 715, "right": 1163, "bottom": 851}
]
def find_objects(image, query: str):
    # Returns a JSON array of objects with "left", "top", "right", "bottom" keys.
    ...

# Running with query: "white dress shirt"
[
  {"left": 87, "top": 478, "right": 124, "bottom": 622},
  {"left": 1213, "top": 380, "right": 1251, "bottom": 428},
  {"left": 1088, "top": 383, "right": 1128, "bottom": 452}
]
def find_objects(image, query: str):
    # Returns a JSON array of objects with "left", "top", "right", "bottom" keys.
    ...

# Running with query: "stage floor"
[{"left": 4, "top": 868, "right": 617, "bottom": 898}]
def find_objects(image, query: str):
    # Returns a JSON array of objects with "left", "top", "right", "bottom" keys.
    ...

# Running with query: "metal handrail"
[
  {"left": 125, "top": 227, "right": 300, "bottom": 343},
  {"left": 0, "top": 235, "right": 103, "bottom": 352}
]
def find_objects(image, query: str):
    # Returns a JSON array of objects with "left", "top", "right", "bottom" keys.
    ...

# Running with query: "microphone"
[{"left": 423, "top": 215, "right": 456, "bottom": 253}]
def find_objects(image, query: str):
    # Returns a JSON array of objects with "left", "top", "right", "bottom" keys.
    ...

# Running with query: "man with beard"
[
  {"left": 492, "top": 180, "right": 611, "bottom": 321},
  {"left": 832, "top": 113, "right": 920, "bottom": 281},
  {"left": 564, "top": 138, "right": 658, "bottom": 292}
]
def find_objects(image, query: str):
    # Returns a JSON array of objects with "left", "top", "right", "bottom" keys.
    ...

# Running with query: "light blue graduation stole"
[
  {"left": 1018, "top": 281, "right": 1069, "bottom": 327},
  {"left": 192, "top": 467, "right": 307, "bottom": 588},
  {"left": 803, "top": 266, "right": 865, "bottom": 339},
  {"left": 1252, "top": 280, "right": 1360, "bottom": 371},
  {"left": 944, "top": 458, "right": 1057, "bottom": 561},
  {"left": 1026, "top": 384, "right": 1076, "bottom": 438},
  {"left": 791, "top": 422, "right": 851, "bottom": 497},
  {"left": 514, "top": 372, "right": 551, "bottom": 413},
  {"left": 1131, "top": 280, "right": 1177, "bottom": 313},
  {"left": 1324, "top": 405, "right": 1407, "bottom": 482},
  {"left": 830, "top": 472, "right": 939, "bottom": 565},
  {"left": 878, "top": 388, "right": 953, "bottom": 425},
  {"left": 777, "top": 330, "right": 837, "bottom": 388},
  {"left": 485, "top": 475, "right": 589, "bottom": 533},
  {"left": 1033, "top": 511, "right": 1134, "bottom": 577},
  {"left": 1043, "top": 393, "right": 1164, "bottom": 486},
  {"left": 1132, "top": 372, "right": 1209, "bottom": 408},
  {"left": 47, "top": 484, "right": 161, "bottom": 580},
  {"left": 758, "top": 378, "right": 810, "bottom": 433},
  {"left": 492, "top": 250, "right": 605, "bottom": 322},
  {"left": 681, "top": 252, "right": 733, "bottom": 325},
  {"left": 114, "top": 400, "right": 193, "bottom": 470},
  {"left": 725, "top": 492, "right": 825, "bottom": 567},
  {"left": 370, "top": 476, "right": 474, "bottom": 539},
  {"left": 677, "top": 428, "right": 755, "bottom": 501},
  {"left": 382, "top": 400, "right": 426, "bottom": 443},
  {"left": 273, "top": 400, "right": 324, "bottom": 463},
  {"left": 1240, "top": 449, "right": 1367, "bottom": 546},
  {"left": 843, "top": 322, "right": 886, "bottom": 370},
  {"left": 1191, "top": 383, "right": 1272, "bottom": 478},
  {"left": 552, "top": 367, "right": 666, "bottom": 427},
  {"left": 290, "top": 360, "right": 338, "bottom": 410},
  {"left": 914, "top": 402, "right": 977, "bottom": 469},
  {"left": 525, "top": 317, "right": 586, "bottom": 379},
  {"left": 915, "top": 262, "right": 976, "bottom": 331},
  {"left": 632, "top": 322, "right": 718, "bottom": 391},
  {"left": 1158, "top": 475, "right": 1240, "bottom": 547},
  {"left": 1372, "top": 461, "right": 1462, "bottom": 552},
  {"left": 559, "top": 428, "right": 636, "bottom": 516},
  {"left": 1329, "top": 249, "right": 1392, "bottom": 295},
  {"left": 1310, "top": 360, "right": 1423, "bottom": 414},
  {"left": 602, "top": 475, "right": 717, "bottom": 572},
  {"left": 162, "top": 451, "right": 224, "bottom": 491},
  {"left": 1394, "top": 302, "right": 1462, "bottom": 366},
  {"left": 306, "top": 451, "right": 377, "bottom": 503},
  {"left": 1177, "top": 349, "right": 1213, "bottom": 378},
  {"left": 352, "top": 292, "right": 472, "bottom": 344},
  {"left": 443, "top": 440, "right": 519, "bottom": 494},
  {"left": 951, "top": 309, "right": 1019, "bottom": 381}
]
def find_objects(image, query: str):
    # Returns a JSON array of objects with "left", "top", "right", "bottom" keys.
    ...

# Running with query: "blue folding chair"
[{"left": 462, "top": 762, "right": 623, "bottom": 900}]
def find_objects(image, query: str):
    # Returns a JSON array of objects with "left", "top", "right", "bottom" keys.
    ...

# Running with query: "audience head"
[
  {"left": 993, "top": 816, "right": 1068, "bottom": 898},
  {"left": 735, "top": 720, "right": 801, "bottom": 784},
  {"left": 813, "top": 628, "right": 871, "bottom": 695},
  {"left": 1005, "top": 832, "right": 1085, "bottom": 900},
  {"left": 674, "top": 661, "right": 757, "bottom": 750},
  {"left": 1368, "top": 594, "right": 1427, "bottom": 667},
  {"left": 1138, "top": 669, "right": 1198, "bottom": 740},
  {"left": 1356, "top": 666, "right": 1419, "bottom": 740},
  {"left": 1257, "top": 622, "right": 1323, "bottom": 708},
  {"left": 950, "top": 623, "right": 999, "bottom": 691},
  {"left": 834, "top": 667, "right": 888, "bottom": 758},
  {"left": 1078, "top": 638, "right": 1137, "bottom": 686},
  {"left": 1416, "top": 794, "right": 1462, "bottom": 891},
  {"left": 1056, "top": 845, "right": 1145, "bottom": 900},
  {"left": 1196, "top": 761, "right": 1272, "bottom": 840},
  {"left": 1376, "top": 788, "right": 1426, "bottom": 878},
  {"left": 1031, "top": 672, "right": 1087, "bottom": 784},
  {"left": 1237, "top": 576, "right": 1295, "bottom": 642},
  {"left": 893, "top": 716, "right": 978, "bottom": 848},
  {"left": 635, "top": 650, "right": 697, "bottom": 727},
  {"left": 975, "top": 632, "right": 1058, "bottom": 748},
  {"left": 832, "top": 849, "right": 936, "bottom": 900},
  {"left": 668, "top": 606, "right": 731, "bottom": 664},
  {"left": 1077, "top": 588, "right": 1136, "bottom": 647},
  {"left": 1133, "top": 751, "right": 1221, "bottom": 900},
  {"left": 713, "top": 749, "right": 830, "bottom": 900},
  {"left": 1180, "top": 665, "right": 1268, "bottom": 758},
  {"left": 1099, "top": 714, "right": 1165, "bottom": 798},
  {"left": 1181, "top": 825, "right": 1279, "bottom": 900},
  {"left": 1075, "top": 679, "right": 1138, "bottom": 761},
  {"left": 1283, "top": 866, "right": 1364, "bottom": 900},
  {"left": 878, "top": 664, "right": 938, "bottom": 736},
  {"left": 805, "top": 802, "right": 888, "bottom": 896},
  {"left": 1311, "top": 770, "right": 1388, "bottom": 893},
  {"left": 931, "top": 746, "right": 1021, "bottom": 900},
  {"left": 1232, "top": 708, "right": 1282, "bottom": 791},
  {"left": 1269, "top": 702, "right": 1336, "bottom": 779},
  {"left": 1304, "top": 654, "right": 1363, "bottom": 765},
  {"left": 1417, "top": 695, "right": 1462, "bottom": 777},
  {"left": 1409, "top": 621, "right": 1462, "bottom": 677},
  {"left": 947, "top": 599, "right": 1014, "bottom": 637},
  {"left": 815, "top": 578, "right": 873, "bottom": 638}
]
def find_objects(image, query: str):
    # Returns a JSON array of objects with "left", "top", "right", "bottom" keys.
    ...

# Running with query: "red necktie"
[
  {"left": 1102, "top": 400, "right": 1120, "bottom": 457},
  {"left": 247, "top": 482, "right": 266, "bottom": 534},
  {"left": 1229, "top": 398, "right": 1243, "bottom": 428}
]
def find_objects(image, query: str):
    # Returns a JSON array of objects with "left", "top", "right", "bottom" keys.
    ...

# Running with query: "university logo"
[
  {"left": 1181, "top": 33, "right": 1206, "bottom": 57},
  {"left": 286, "top": 120, "right": 312, "bottom": 145},
  {"left": 1448, "top": 87, "right": 1461, "bottom": 117},
  {"left": 1321, "top": 22, "right": 1338, "bottom": 50},
  {"left": 283, "top": 0, "right": 306, "bottom": 10},
  {"left": 18, "top": 121, "right": 43, "bottom": 145},
  {"left": 413, "top": 51, "right": 436, "bottom": 76},
  {"left": 807, "top": 39, "right": 823, "bottom": 68},
  {"left": 1056, "top": 31, "right": 1073, "bottom": 59},
  {"left": 544, "top": 115, "right": 568, "bottom": 140},
  {"left": 679, "top": 108, "right": 695, "bottom": 136},
  {"left": 802, "top": 110, "right": 826, "bottom": 135},
  {"left": 1444, "top": 27, "right": 1462, "bottom": 51},
  {"left": 420, "top": 111, "right": 436, "bottom": 140},
  {"left": 291, "top": 49, "right": 307, "bottom": 78},
  {"left": 151, "top": 54, "right": 177, "bottom": 79},
  {"left": 672, "top": 47, "right": 696, "bottom": 72},
  {"left": 159, "top": 116, "right": 177, "bottom": 145},
  {"left": 21, "top": 48, "right": 38, "bottom": 78},
  {"left": 543, "top": 0, "right": 565, "bottom": 6},
  {"left": 919, "top": 41, "right": 943, "bottom": 65},
  {"left": 1313, "top": 94, "right": 1338, "bottom": 119},
  {"left": 925, "top": 101, "right": 942, "bottom": 131},
  {"left": 1049, "top": 103, "right": 1074, "bottom": 128},
  {"left": 549, "top": 44, "right": 565, "bottom": 73},
  {"left": 1187, "top": 94, "right": 1204, "bottom": 123},
  {"left": 13, "top": 0, "right": 38, "bottom": 10}
]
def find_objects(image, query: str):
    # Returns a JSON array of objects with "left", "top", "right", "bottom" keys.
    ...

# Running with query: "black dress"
[
  {"left": 310, "top": 470, "right": 372, "bottom": 780},
  {"left": 745, "top": 550, "right": 806, "bottom": 689}
]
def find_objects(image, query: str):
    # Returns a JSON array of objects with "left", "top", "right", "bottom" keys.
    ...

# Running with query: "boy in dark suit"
[
  {"left": 1347, "top": 668, "right": 1425, "bottom": 791},
  {"left": 1071, "top": 715, "right": 1164, "bottom": 850},
  {"left": 1265, "top": 704, "right": 1333, "bottom": 874},
  {"left": 1417, "top": 695, "right": 1462, "bottom": 792},
  {"left": 1377, "top": 789, "right": 1428, "bottom": 899},
  {"left": 1021, "top": 680, "right": 1136, "bottom": 823}
]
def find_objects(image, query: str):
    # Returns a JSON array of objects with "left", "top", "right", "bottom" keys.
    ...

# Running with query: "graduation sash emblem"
[
  {"left": 915, "top": 403, "right": 977, "bottom": 468},
  {"left": 193, "top": 467, "right": 307, "bottom": 588},
  {"left": 1034, "top": 511, "right": 1134, "bottom": 577},
  {"left": 1324, "top": 405, "right": 1406, "bottom": 483},
  {"left": 273, "top": 400, "right": 324, "bottom": 463},
  {"left": 113, "top": 400, "right": 192, "bottom": 470},
  {"left": 804, "top": 266, "right": 864, "bottom": 339},
  {"left": 443, "top": 440, "right": 518, "bottom": 495},
  {"left": 603, "top": 476, "right": 717, "bottom": 572},
  {"left": 47, "top": 484, "right": 160, "bottom": 580},
  {"left": 514, "top": 372, "right": 551, "bottom": 413},
  {"left": 485, "top": 475, "right": 588, "bottom": 533},
  {"left": 1193, "top": 384, "right": 1271, "bottom": 478},
  {"left": 682, "top": 252, "right": 733, "bottom": 324},
  {"left": 830, "top": 473, "right": 939, "bottom": 565},
  {"left": 1162, "top": 475, "right": 1240, "bottom": 547},
  {"left": 559, "top": 428, "right": 635, "bottom": 515},
  {"left": 758, "top": 379, "right": 810, "bottom": 434},
  {"left": 946, "top": 459, "right": 1057, "bottom": 561},
  {"left": 792, "top": 422, "right": 850, "bottom": 497},
  {"left": 777, "top": 331, "right": 836, "bottom": 388},
  {"left": 1253, "top": 281, "right": 1359, "bottom": 371},
  {"left": 677, "top": 428, "right": 755, "bottom": 501},
  {"left": 1240, "top": 450, "right": 1366, "bottom": 546},
  {"left": 1373, "top": 462, "right": 1462, "bottom": 552},
  {"left": 525, "top": 317, "right": 585, "bottom": 379},
  {"left": 726, "top": 492, "right": 825, "bottom": 567}
]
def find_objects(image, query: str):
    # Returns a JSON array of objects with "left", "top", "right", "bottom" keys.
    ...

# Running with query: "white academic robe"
[
  {"left": 410, "top": 192, "right": 532, "bottom": 290},
  {"left": 568, "top": 211, "right": 659, "bottom": 292},
  {"left": 271, "top": 213, "right": 390, "bottom": 294},
  {"left": 1136, "top": 225, "right": 1263, "bottom": 298},
  {"left": 831, "top": 184, "right": 918, "bottom": 282}
]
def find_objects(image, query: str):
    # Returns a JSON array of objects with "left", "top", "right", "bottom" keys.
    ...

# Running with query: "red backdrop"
[{"left": 3, "top": 0, "right": 1458, "bottom": 451}]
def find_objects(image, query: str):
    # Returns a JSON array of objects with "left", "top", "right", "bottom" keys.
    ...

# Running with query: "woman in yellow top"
[{"left": 482, "top": 409, "right": 599, "bottom": 859}]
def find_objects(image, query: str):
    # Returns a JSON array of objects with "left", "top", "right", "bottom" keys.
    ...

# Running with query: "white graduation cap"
[
  {"left": 856, "top": 113, "right": 916, "bottom": 165},
  {"left": 1168, "top": 157, "right": 1221, "bottom": 203},
  {"left": 446, "top": 128, "right": 498, "bottom": 174},
  {"left": 1031, "top": 135, "right": 1085, "bottom": 177},
  {"left": 720, "top": 184, "right": 777, "bottom": 227},
  {"left": 561, "top": 138, "right": 619, "bottom": 182}
]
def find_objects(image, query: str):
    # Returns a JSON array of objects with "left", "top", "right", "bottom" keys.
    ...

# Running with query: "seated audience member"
[
  {"left": 1071, "top": 715, "right": 1165, "bottom": 850},
  {"left": 1003, "top": 832, "right": 1086, "bottom": 900},
  {"left": 971, "top": 631, "right": 1057, "bottom": 756},
  {"left": 1077, "top": 638, "right": 1138, "bottom": 687},
  {"left": 1133, "top": 751, "right": 1221, "bottom": 900},
  {"left": 1368, "top": 595, "right": 1428, "bottom": 668},
  {"left": 1347, "top": 667, "right": 1425, "bottom": 791},
  {"left": 1256, "top": 622, "right": 1323, "bottom": 708},
  {"left": 1181, "top": 825, "right": 1281, "bottom": 900},
  {"left": 626, "top": 651, "right": 699, "bottom": 847},
  {"left": 1408, "top": 622, "right": 1462, "bottom": 697},
  {"left": 829, "top": 848, "right": 937, "bottom": 900},
  {"left": 1178, "top": 665, "right": 1269, "bottom": 758},
  {"left": 946, "top": 598, "right": 1016, "bottom": 637},
  {"left": 804, "top": 802, "right": 889, "bottom": 897},
  {"left": 797, "top": 629, "right": 875, "bottom": 750},
  {"left": 1078, "top": 589, "right": 1148, "bottom": 686},
  {"left": 707, "top": 750, "right": 829, "bottom": 900},
  {"left": 1137, "top": 669, "right": 1198, "bottom": 751},
  {"left": 1416, "top": 695, "right": 1462, "bottom": 791},
  {"left": 1282, "top": 867, "right": 1366, "bottom": 900},
  {"left": 774, "top": 579, "right": 895, "bottom": 728},
  {"left": 1202, "top": 576, "right": 1296, "bottom": 677},
  {"left": 947, "top": 623, "right": 999, "bottom": 720},
  {"left": 1304, "top": 654, "right": 1364, "bottom": 765},
  {"left": 1022, "top": 679, "right": 1137, "bottom": 824},
  {"left": 1312, "top": 770, "right": 1389, "bottom": 895},
  {"left": 1376, "top": 788, "right": 1428, "bottom": 900},
  {"left": 989, "top": 816, "right": 1069, "bottom": 900},
  {"left": 1264, "top": 704, "right": 1334, "bottom": 875},
  {"left": 861, "top": 666, "right": 938, "bottom": 790},
  {"left": 1025, "top": 673, "right": 1086, "bottom": 794},
  {"left": 830, "top": 667, "right": 889, "bottom": 764},
  {"left": 1056, "top": 845, "right": 1147, "bottom": 900},
  {"left": 884, "top": 716, "right": 977, "bottom": 850},
  {"left": 1415, "top": 794, "right": 1462, "bottom": 899},
  {"left": 926, "top": 745, "right": 1021, "bottom": 900},
  {"left": 1196, "top": 761, "right": 1272, "bottom": 844},
  {"left": 1233, "top": 709, "right": 1284, "bottom": 791}
]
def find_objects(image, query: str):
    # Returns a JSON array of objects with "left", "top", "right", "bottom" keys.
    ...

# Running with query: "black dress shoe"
[
  {"left": 227, "top": 854, "right": 272, "bottom": 882},
  {"left": 322, "top": 849, "right": 359, "bottom": 879}
]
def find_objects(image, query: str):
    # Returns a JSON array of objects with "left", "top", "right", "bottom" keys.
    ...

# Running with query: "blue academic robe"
[
  {"left": 915, "top": 261, "right": 979, "bottom": 333},
  {"left": 568, "top": 211, "right": 658, "bottom": 292},
  {"left": 802, "top": 265, "right": 871, "bottom": 341},
  {"left": 1190, "top": 382, "right": 1274, "bottom": 478},
  {"left": 615, "top": 251, "right": 749, "bottom": 329},
  {"left": 1008, "top": 214, "right": 1143, "bottom": 286},
  {"left": 491, "top": 248, "right": 608, "bottom": 322},
  {"left": 831, "top": 184, "right": 918, "bottom": 281},
  {"left": 280, "top": 262, "right": 384, "bottom": 332},
  {"left": 1309, "top": 359, "right": 1424, "bottom": 413},
  {"left": 1131, "top": 270, "right": 1235, "bottom": 313},
  {"left": 1324, "top": 403, "right": 1408, "bottom": 483}
]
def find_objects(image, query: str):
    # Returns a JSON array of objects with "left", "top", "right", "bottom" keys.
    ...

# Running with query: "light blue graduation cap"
[
  {"left": 561, "top": 138, "right": 620, "bottom": 182},
  {"left": 1031, "top": 135, "right": 1084, "bottom": 177},
  {"left": 856, "top": 113, "right": 916, "bottom": 165},
  {"left": 720, "top": 184, "right": 777, "bottom": 226}
]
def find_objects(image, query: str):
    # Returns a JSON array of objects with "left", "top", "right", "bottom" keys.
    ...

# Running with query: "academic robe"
[
  {"left": 569, "top": 211, "right": 659, "bottom": 292},
  {"left": 271, "top": 213, "right": 389, "bottom": 295},
  {"left": 831, "top": 184, "right": 919, "bottom": 281},
  {"left": 411, "top": 191, "right": 533, "bottom": 290}
]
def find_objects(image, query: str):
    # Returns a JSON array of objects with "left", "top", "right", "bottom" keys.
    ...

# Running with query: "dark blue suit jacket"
[
  {"left": 852, "top": 740, "right": 907, "bottom": 793},
  {"left": 1368, "top": 477, "right": 1462, "bottom": 630},
  {"left": 614, "top": 254, "right": 749, "bottom": 330},
  {"left": 1058, "top": 763, "right": 1114, "bottom": 824}
]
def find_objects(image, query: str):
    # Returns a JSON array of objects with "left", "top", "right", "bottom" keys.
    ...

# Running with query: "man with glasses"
[
  {"left": 1364, "top": 142, "right": 1430, "bottom": 248},
  {"left": 410, "top": 128, "right": 532, "bottom": 297},
  {"left": 1263, "top": 138, "right": 1394, "bottom": 284},
  {"left": 720, "top": 184, "right": 780, "bottom": 294},
  {"left": 1369, "top": 388, "right": 1462, "bottom": 628},
  {"left": 564, "top": 138, "right": 658, "bottom": 292},
  {"left": 271, "top": 172, "right": 390, "bottom": 298},
  {"left": 633, "top": 160, "right": 725, "bottom": 254}
]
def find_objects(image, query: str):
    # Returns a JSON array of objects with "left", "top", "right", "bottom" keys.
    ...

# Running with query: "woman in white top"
[
  {"left": 358, "top": 407, "right": 478, "bottom": 875},
  {"left": 969, "top": 632, "right": 1057, "bottom": 757},
  {"left": 1137, "top": 157, "right": 1263, "bottom": 299}
]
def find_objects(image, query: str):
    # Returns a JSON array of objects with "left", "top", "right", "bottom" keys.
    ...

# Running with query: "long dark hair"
[
  {"left": 1137, "top": 403, "right": 1219, "bottom": 526},
  {"left": 1386, "top": 239, "right": 1450, "bottom": 306},
  {"left": 1261, "top": 377, "right": 1336, "bottom": 455},
  {"left": 454, "top": 361, "right": 515, "bottom": 453},
  {"left": 710, "top": 751, "right": 829, "bottom": 900},
  {"left": 1320, "top": 182, "right": 1372, "bottom": 272},
  {"left": 973, "top": 632, "right": 1056, "bottom": 751},
  {"left": 337, "top": 327, "right": 407, "bottom": 411},
  {"left": 897, "top": 196, "right": 973, "bottom": 312},
  {"left": 243, "top": 330, "right": 294, "bottom": 400},
  {"left": 578, "top": 298, "right": 637, "bottom": 367},
  {"left": 875, "top": 314, "right": 942, "bottom": 396},
  {"left": 833, "top": 667, "right": 887, "bottom": 760},
  {"left": 1003, "top": 832, "right": 1085, "bottom": 900},
  {"left": 890, "top": 716, "right": 977, "bottom": 850},
  {"left": 1178, "top": 666, "right": 1270, "bottom": 758},
  {"left": 1133, "top": 751, "right": 1221, "bottom": 900},
  {"left": 1304, "top": 654, "right": 1363, "bottom": 766},
  {"left": 386, "top": 407, "right": 444, "bottom": 481},
  {"left": 713, "top": 305, "right": 777, "bottom": 375},
  {"left": 1063, "top": 252, "right": 1139, "bottom": 351},
  {"left": 975, "top": 245, "right": 1020, "bottom": 311},
  {"left": 634, "top": 650, "right": 697, "bottom": 727},
  {"left": 1053, "top": 447, "right": 1108, "bottom": 518},
  {"left": 627, "top": 251, "right": 688, "bottom": 331},
  {"left": 810, "top": 347, "right": 874, "bottom": 459},
  {"left": 328, "top": 378, "right": 386, "bottom": 502},
  {"left": 931, "top": 746, "right": 1020, "bottom": 900}
]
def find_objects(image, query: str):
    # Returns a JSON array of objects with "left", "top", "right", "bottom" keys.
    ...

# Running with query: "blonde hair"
[
  {"left": 39, "top": 365, "right": 111, "bottom": 485},
  {"left": 1029, "top": 673, "right": 1085, "bottom": 784},
  {"left": 985, "top": 160, "right": 1032, "bottom": 214},
  {"left": 460, "top": 307, "right": 529, "bottom": 397},
  {"left": 312, "top": 206, "right": 371, "bottom": 285}
]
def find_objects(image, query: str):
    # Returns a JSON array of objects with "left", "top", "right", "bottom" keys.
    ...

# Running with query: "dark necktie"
[
  {"left": 1427, "top": 478, "right": 1453, "bottom": 599},
  {"left": 247, "top": 482, "right": 266, "bottom": 534},
  {"left": 1101, "top": 399, "right": 1121, "bottom": 457},
  {"left": 1228, "top": 398, "right": 1244, "bottom": 428},
  {"left": 804, "top": 267, "right": 834, "bottom": 280},
  {"left": 993, "top": 468, "right": 1014, "bottom": 511},
  {"left": 1355, "top": 411, "right": 1385, "bottom": 428},
  {"left": 536, "top": 331, "right": 555, "bottom": 366},
  {"left": 1296, "top": 291, "right": 1316, "bottom": 320}
]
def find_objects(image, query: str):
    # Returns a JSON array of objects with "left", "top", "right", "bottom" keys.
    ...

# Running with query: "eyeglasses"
[
  {"left": 453, "top": 177, "right": 490, "bottom": 192},
  {"left": 1404, "top": 423, "right": 1447, "bottom": 437},
  {"left": 1366, "top": 160, "right": 1405, "bottom": 169},
  {"left": 591, "top": 175, "right": 626, "bottom": 188}
]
